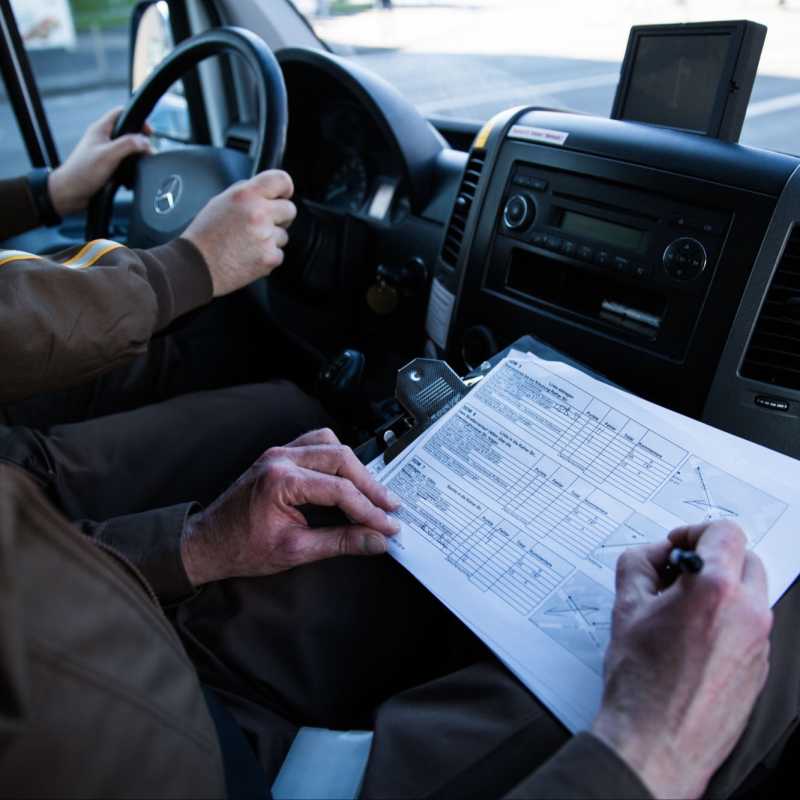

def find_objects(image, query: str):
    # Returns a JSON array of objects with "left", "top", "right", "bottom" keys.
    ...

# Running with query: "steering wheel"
[{"left": 86, "top": 26, "right": 288, "bottom": 246}]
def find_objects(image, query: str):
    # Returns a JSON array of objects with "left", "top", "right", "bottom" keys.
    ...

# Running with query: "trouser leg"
[
  {"left": 175, "top": 555, "right": 565, "bottom": 795},
  {"left": 174, "top": 556, "right": 486, "bottom": 730},
  {"left": 43, "top": 380, "right": 331, "bottom": 520},
  {"left": 173, "top": 559, "right": 483, "bottom": 787},
  {"left": 177, "top": 566, "right": 800, "bottom": 799},
  {"left": 362, "top": 660, "right": 568, "bottom": 799},
  {"left": 2, "top": 291, "right": 272, "bottom": 429}
]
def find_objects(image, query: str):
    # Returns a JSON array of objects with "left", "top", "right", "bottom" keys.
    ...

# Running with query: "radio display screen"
[{"left": 558, "top": 210, "right": 646, "bottom": 253}]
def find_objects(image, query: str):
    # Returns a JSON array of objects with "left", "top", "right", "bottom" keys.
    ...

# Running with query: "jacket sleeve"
[
  {"left": 0, "top": 426, "right": 197, "bottom": 605},
  {"left": 0, "top": 236, "right": 213, "bottom": 404},
  {"left": 75, "top": 504, "right": 198, "bottom": 605},
  {"left": 0, "top": 177, "right": 41, "bottom": 241},
  {"left": 505, "top": 733, "right": 653, "bottom": 799}
]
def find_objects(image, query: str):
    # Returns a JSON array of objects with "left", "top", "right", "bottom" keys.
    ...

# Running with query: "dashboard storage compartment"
[{"left": 505, "top": 247, "right": 667, "bottom": 341}]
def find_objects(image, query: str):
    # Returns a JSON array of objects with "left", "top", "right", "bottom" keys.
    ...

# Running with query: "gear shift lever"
[{"left": 317, "top": 349, "right": 366, "bottom": 413}]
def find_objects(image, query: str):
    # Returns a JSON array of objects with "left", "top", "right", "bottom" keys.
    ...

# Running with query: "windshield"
[{"left": 293, "top": 0, "right": 799, "bottom": 155}]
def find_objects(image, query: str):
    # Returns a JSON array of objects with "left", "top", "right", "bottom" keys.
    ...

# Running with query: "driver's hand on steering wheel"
[
  {"left": 183, "top": 169, "right": 297, "bottom": 296},
  {"left": 48, "top": 106, "right": 153, "bottom": 218}
]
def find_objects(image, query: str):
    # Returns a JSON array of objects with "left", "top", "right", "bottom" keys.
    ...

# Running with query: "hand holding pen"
[
  {"left": 594, "top": 520, "right": 771, "bottom": 799},
  {"left": 666, "top": 546, "right": 704, "bottom": 577}
]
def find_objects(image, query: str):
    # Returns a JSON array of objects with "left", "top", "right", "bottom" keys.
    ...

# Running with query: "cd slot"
[{"left": 505, "top": 248, "right": 666, "bottom": 341}]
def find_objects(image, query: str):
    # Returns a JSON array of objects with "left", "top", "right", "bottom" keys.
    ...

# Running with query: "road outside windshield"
[{"left": 294, "top": 0, "right": 800, "bottom": 155}]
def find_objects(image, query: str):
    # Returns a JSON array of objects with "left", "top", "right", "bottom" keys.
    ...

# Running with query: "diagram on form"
[
  {"left": 653, "top": 456, "right": 787, "bottom": 545},
  {"left": 590, "top": 512, "right": 667, "bottom": 570},
  {"left": 532, "top": 571, "right": 613, "bottom": 675}
]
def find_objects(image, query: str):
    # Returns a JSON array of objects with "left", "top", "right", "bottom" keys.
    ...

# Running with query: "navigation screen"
[{"left": 621, "top": 33, "right": 732, "bottom": 132}]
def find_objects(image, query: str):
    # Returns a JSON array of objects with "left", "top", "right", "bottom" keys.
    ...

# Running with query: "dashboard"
[
  {"left": 269, "top": 47, "right": 800, "bottom": 460},
  {"left": 427, "top": 108, "right": 800, "bottom": 458}
]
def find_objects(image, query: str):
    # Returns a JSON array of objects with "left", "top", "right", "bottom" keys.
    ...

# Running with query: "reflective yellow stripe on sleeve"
[
  {"left": 0, "top": 250, "right": 42, "bottom": 267},
  {"left": 0, "top": 240, "right": 124, "bottom": 270},
  {"left": 62, "top": 239, "right": 124, "bottom": 269}
]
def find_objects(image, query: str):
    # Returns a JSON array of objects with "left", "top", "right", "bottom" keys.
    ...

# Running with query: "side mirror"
[{"left": 129, "top": 0, "right": 191, "bottom": 141}]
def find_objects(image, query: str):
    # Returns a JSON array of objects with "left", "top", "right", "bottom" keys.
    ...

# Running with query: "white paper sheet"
[{"left": 372, "top": 352, "right": 800, "bottom": 732}]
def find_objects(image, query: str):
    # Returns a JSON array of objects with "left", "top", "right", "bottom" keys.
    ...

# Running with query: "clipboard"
[{"left": 355, "top": 334, "right": 618, "bottom": 468}]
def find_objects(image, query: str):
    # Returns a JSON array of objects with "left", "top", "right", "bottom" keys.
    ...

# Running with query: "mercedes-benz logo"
[{"left": 154, "top": 174, "right": 183, "bottom": 215}]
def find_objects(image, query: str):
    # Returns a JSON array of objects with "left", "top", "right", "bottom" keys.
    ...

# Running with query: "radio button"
[
  {"left": 531, "top": 232, "right": 546, "bottom": 246},
  {"left": 531, "top": 178, "right": 548, "bottom": 191},
  {"left": 633, "top": 263, "right": 652, "bottom": 279},
  {"left": 595, "top": 250, "right": 610, "bottom": 267},
  {"left": 578, "top": 245, "right": 594, "bottom": 262},
  {"left": 613, "top": 255, "right": 632, "bottom": 274},
  {"left": 663, "top": 237, "right": 707, "bottom": 280},
  {"left": 503, "top": 194, "right": 535, "bottom": 231},
  {"left": 672, "top": 216, "right": 721, "bottom": 236},
  {"left": 562, "top": 240, "right": 577, "bottom": 257},
  {"left": 544, "top": 235, "right": 562, "bottom": 251}
]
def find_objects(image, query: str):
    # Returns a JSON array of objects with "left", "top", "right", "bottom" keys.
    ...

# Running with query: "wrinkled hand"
[
  {"left": 48, "top": 106, "right": 153, "bottom": 217},
  {"left": 184, "top": 170, "right": 296, "bottom": 296},
  {"left": 591, "top": 520, "right": 772, "bottom": 799},
  {"left": 180, "top": 428, "right": 400, "bottom": 586}
]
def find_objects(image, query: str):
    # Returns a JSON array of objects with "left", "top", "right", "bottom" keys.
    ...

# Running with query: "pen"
[{"left": 668, "top": 547, "right": 704, "bottom": 574}]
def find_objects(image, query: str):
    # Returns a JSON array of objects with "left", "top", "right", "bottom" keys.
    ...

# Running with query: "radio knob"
[
  {"left": 503, "top": 194, "right": 535, "bottom": 231},
  {"left": 663, "top": 237, "right": 707, "bottom": 281}
]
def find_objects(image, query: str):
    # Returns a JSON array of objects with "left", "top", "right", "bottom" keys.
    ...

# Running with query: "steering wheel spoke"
[{"left": 128, "top": 145, "right": 252, "bottom": 247}]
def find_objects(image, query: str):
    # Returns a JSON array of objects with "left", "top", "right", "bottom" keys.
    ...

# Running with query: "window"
[
  {"left": 0, "top": 79, "right": 31, "bottom": 179},
  {"left": 292, "top": 0, "right": 800, "bottom": 156},
  {"left": 0, "top": 0, "right": 193, "bottom": 183},
  {"left": 11, "top": 0, "right": 135, "bottom": 164}
]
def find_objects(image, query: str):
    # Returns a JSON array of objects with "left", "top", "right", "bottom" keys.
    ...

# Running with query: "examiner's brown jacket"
[{"left": 0, "top": 176, "right": 652, "bottom": 798}]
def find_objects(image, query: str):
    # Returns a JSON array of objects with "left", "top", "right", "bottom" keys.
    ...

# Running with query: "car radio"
[{"left": 484, "top": 162, "right": 731, "bottom": 358}]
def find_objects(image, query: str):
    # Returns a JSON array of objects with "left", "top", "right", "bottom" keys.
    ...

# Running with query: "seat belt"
[{"left": 202, "top": 687, "right": 270, "bottom": 799}]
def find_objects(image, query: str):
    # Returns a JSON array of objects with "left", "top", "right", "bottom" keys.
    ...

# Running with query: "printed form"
[{"left": 372, "top": 352, "right": 800, "bottom": 732}]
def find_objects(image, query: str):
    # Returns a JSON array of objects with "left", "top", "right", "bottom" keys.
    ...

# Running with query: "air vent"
[
  {"left": 741, "top": 226, "right": 800, "bottom": 390},
  {"left": 440, "top": 150, "right": 486, "bottom": 267}
]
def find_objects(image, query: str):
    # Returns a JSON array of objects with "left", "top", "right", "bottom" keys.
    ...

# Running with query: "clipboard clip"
[
  {"left": 380, "top": 359, "right": 468, "bottom": 464},
  {"left": 396, "top": 358, "right": 468, "bottom": 427}
]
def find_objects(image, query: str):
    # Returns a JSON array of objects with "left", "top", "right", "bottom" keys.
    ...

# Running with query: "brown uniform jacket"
[
  {"left": 0, "top": 465, "right": 226, "bottom": 798},
  {"left": 0, "top": 176, "right": 210, "bottom": 602},
  {"left": 0, "top": 177, "right": 212, "bottom": 402},
  {"left": 0, "top": 177, "right": 651, "bottom": 798}
]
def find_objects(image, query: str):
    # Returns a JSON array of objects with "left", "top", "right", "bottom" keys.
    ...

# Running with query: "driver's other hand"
[
  {"left": 179, "top": 428, "right": 402, "bottom": 587},
  {"left": 184, "top": 170, "right": 297, "bottom": 297},
  {"left": 591, "top": 520, "right": 772, "bottom": 800},
  {"left": 48, "top": 106, "right": 153, "bottom": 218}
]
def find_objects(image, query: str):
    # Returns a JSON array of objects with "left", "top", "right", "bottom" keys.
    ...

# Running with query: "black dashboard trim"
[{"left": 512, "top": 110, "right": 797, "bottom": 197}]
